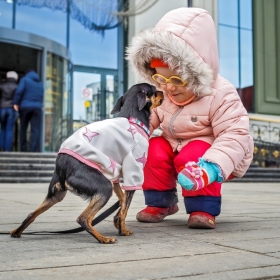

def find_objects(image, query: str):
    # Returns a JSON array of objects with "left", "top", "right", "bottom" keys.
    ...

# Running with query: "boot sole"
[
  {"left": 136, "top": 205, "right": 179, "bottom": 223},
  {"left": 136, "top": 212, "right": 163, "bottom": 223},
  {"left": 188, "top": 215, "right": 216, "bottom": 229}
]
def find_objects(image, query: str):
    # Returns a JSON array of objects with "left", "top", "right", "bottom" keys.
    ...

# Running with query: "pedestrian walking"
[
  {"left": 0, "top": 71, "right": 18, "bottom": 151},
  {"left": 13, "top": 69, "right": 44, "bottom": 152}
]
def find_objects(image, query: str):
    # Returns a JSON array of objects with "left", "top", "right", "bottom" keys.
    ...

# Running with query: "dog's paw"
[
  {"left": 119, "top": 229, "right": 133, "bottom": 236},
  {"left": 99, "top": 236, "right": 116, "bottom": 244},
  {"left": 10, "top": 229, "right": 22, "bottom": 238}
]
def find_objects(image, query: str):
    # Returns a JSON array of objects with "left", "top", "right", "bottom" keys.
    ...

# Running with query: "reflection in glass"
[
  {"left": 85, "top": 74, "right": 102, "bottom": 122},
  {"left": 106, "top": 74, "right": 118, "bottom": 119},
  {"left": 73, "top": 72, "right": 118, "bottom": 124},
  {"left": 0, "top": 1, "right": 13, "bottom": 28},
  {"left": 218, "top": 0, "right": 253, "bottom": 112},
  {"left": 218, "top": 26, "right": 239, "bottom": 87},
  {"left": 45, "top": 52, "right": 71, "bottom": 151},
  {"left": 70, "top": 18, "right": 118, "bottom": 68},
  {"left": 218, "top": 0, "right": 238, "bottom": 27},
  {"left": 240, "top": 0, "right": 252, "bottom": 29},
  {"left": 73, "top": 72, "right": 100, "bottom": 122},
  {"left": 16, "top": 5, "right": 66, "bottom": 46},
  {"left": 240, "top": 29, "right": 253, "bottom": 88}
]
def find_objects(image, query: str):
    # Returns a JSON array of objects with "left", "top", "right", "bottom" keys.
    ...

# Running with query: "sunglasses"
[{"left": 152, "top": 74, "right": 188, "bottom": 87}]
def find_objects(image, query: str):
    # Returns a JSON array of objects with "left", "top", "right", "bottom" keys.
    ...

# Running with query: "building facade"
[
  {"left": 1, "top": 0, "right": 279, "bottom": 166},
  {"left": 0, "top": 0, "right": 122, "bottom": 152}
]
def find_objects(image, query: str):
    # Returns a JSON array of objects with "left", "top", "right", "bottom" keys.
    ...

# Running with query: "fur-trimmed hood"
[{"left": 126, "top": 8, "right": 219, "bottom": 96}]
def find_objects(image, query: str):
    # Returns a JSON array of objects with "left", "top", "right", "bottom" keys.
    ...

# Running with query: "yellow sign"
[{"left": 84, "top": 100, "right": 91, "bottom": 108}]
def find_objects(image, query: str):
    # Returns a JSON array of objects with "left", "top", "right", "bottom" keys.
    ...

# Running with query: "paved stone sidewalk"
[{"left": 0, "top": 182, "right": 280, "bottom": 280}]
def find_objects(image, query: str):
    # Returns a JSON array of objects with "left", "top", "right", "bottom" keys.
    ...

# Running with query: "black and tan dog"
[{"left": 10, "top": 83, "right": 164, "bottom": 244}]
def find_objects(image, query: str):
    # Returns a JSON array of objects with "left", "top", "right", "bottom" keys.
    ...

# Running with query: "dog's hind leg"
[
  {"left": 113, "top": 182, "right": 135, "bottom": 236},
  {"left": 76, "top": 194, "right": 116, "bottom": 244},
  {"left": 62, "top": 158, "right": 115, "bottom": 244},
  {"left": 10, "top": 173, "right": 67, "bottom": 238}
]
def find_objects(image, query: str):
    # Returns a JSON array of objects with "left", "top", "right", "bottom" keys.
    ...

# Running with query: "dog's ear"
[
  {"left": 111, "top": 96, "right": 124, "bottom": 114},
  {"left": 138, "top": 92, "right": 148, "bottom": 111}
]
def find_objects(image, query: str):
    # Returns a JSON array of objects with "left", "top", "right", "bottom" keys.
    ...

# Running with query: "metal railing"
[{"left": 249, "top": 116, "right": 280, "bottom": 168}]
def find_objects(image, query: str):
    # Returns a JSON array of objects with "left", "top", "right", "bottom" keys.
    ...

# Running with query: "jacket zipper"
[{"left": 169, "top": 107, "right": 184, "bottom": 150}]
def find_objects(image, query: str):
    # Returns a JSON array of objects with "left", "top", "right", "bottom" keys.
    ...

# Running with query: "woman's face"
[{"left": 155, "top": 67, "right": 194, "bottom": 104}]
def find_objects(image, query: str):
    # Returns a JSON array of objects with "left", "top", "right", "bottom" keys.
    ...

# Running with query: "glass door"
[
  {"left": 45, "top": 52, "right": 71, "bottom": 152},
  {"left": 0, "top": 41, "right": 42, "bottom": 151},
  {"left": 72, "top": 67, "right": 118, "bottom": 131}
]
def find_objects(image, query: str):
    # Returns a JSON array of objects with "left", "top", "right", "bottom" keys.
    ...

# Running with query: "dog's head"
[
  {"left": 150, "top": 91, "right": 164, "bottom": 110},
  {"left": 111, "top": 83, "right": 161, "bottom": 127},
  {"left": 111, "top": 83, "right": 158, "bottom": 114}
]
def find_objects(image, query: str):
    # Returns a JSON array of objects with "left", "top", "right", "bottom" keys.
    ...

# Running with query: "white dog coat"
[{"left": 58, "top": 117, "right": 149, "bottom": 190}]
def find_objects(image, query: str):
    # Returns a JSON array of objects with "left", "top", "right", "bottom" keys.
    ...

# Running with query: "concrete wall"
[
  {"left": 253, "top": 0, "right": 280, "bottom": 116},
  {"left": 127, "top": 0, "right": 217, "bottom": 86}
]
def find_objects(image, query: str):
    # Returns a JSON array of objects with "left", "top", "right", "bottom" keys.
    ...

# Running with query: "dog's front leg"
[
  {"left": 116, "top": 190, "right": 135, "bottom": 236},
  {"left": 112, "top": 182, "right": 123, "bottom": 232},
  {"left": 119, "top": 190, "right": 135, "bottom": 236},
  {"left": 113, "top": 183, "right": 135, "bottom": 236}
]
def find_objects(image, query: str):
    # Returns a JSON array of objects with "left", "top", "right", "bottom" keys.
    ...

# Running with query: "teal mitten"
[{"left": 177, "top": 158, "right": 223, "bottom": 191}]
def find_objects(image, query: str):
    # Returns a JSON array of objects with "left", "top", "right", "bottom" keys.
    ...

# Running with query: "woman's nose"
[{"left": 166, "top": 82, "right": 176, "bottom": 91}]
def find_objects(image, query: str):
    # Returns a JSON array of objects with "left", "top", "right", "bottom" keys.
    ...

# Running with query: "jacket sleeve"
[
  {"left": 121, "top": 137, "right": 149, "bottom": 190},
  {"left": 202, "top": 87, "right": 253, "bottom": 179},
  {"left": 13, "top": 78, "right": 26, "bottom": 105}
]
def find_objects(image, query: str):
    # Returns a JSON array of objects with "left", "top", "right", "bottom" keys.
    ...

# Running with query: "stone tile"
[{"left": 0, "top": 182, "right": 280, "bottom": 279}]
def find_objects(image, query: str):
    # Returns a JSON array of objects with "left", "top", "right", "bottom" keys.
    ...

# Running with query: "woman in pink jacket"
[{"left": 126, "top": 7, "right": 254, "bottom": 229}]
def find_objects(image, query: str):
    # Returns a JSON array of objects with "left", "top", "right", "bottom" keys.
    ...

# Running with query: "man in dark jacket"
[
  {"left": 13, "top": 69, "right": 44, "bottom": 152},
  {"left": 0, "top": 71, "right": 18, "bottom": 151}
]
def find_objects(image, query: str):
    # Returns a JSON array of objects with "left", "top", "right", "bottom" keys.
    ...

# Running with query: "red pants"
[{"left": 143, "top": 137, "right": 222, "bottom": 197}]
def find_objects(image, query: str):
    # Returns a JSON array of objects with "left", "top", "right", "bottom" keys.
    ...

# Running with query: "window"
[
  {"left": 0, "top": 1, "right": 13, "bottom": 28},
  {"left": 45, "top": 52, "right": 71, "bottom": 151},
  {"left": 218, "top": 0, "right": 253, "bottom": 112},
  {"left": 70, "top": 18, "right": 118, "bottom": 68},
  {"left": 16, "top": 4, "right": 67, "bottom": 46}
]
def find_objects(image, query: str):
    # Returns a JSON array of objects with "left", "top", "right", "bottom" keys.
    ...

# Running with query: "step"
[
  {"left": 0, "top": 152, "right": 56, "bottom": 158},
  {"left": 0, "top": 177, "right": 52, "bottom": 183},
  {"left": 0, "top": 157, "right": 56, "bottom": 164},
  {"left": 0, "top": 163, "right": 54, "bottom": 170},
  {"left": 230, "top": 177, "right": 280, "bottom": 182},
  {"left": 246, "top": 167, "right": 280, "bottom": 173},
  {"left": 0, "top": 152, "right": 279, "bottom": 183},
  {"left": 243, "top": 173, "right": 280, "bottom": 178},
  {"left": 0, "top": 170, "right": 54, "bottom": 177}
]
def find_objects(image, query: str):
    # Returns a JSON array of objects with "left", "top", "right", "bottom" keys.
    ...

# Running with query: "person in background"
[
  {"left": 0, "top": 71, "right": 18, "bottom": 151},
  {"left": 13, "top": 69, "right": 44, "bottom": 152},
  {"left": 126, "top": 7, "right": 254, "bottom": 229}
]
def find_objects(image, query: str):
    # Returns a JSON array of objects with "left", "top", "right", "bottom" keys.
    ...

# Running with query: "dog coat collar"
[{"left": 128, "top": 117, "right": 150, "bottom": 136}]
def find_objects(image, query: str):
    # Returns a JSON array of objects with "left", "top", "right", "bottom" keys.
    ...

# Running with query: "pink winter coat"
[{"left": 126, "top": 7, "right": 254, "bottom": 180}]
